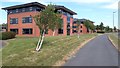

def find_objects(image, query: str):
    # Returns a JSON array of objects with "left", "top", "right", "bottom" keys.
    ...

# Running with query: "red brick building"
[
  {"left": 73, "top": 18, "right": 94, "bottom": 34},
  {"left": 2, "top": 2, "right": 77, "bottom": 37}
]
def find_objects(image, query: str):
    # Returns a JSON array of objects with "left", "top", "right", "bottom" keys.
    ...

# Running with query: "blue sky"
[{"left": 0, "top": 0, "right": 119, "bottom": 28}]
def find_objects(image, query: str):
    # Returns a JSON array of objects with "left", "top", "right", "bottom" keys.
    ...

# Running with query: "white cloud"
[
  {"left": 70, "top": 0, "right": 113, "bottom": 3},
  {"left": 1, "top": 0, "right": 116, "bottom": 3},
  {"left": 102, "top": 1, "right": 118, "bottom": 9}
]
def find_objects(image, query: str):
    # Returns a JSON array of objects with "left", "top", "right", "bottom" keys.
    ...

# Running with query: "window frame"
[
  {"left": 10, "top": 28, "right": 18, "bottom": 34},
  {"left": 58, "top": 28, "right": 63, "bottom": 34},
  {"left": 22, "top": 16, "right": 32, "bottom": 23},
  {"left": 22, "top": 28, "right": 33, "bottom": 34},
  {"left": 10, "top": 18, "right": 18, "bottom": 24}
]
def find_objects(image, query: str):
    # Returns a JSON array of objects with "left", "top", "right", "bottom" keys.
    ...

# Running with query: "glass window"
[
  {"left": 10, "top": 29, "right": 18, "bottom": 34},
  {"left": 72, "top": 26, "right": 77, "bottom": 28},
  {"left": 12, "top": 9, "right": 16, "bottom": 13},
  {"left": 9, "top": 10, "right": 13, "bottom": 14},
  {"left": 73, "top": 21, "right": 76, "bottom": 24},
  {"left": 81, "top": 26, "right": 82, "bottom": 28},
  {"left": 58, "top": 29, "right": 63, "bottom": 34},
  {"left": 22, "top": 8, "right": 25, "bottom": 12},
  {"left": 16, "top": 9, "right": 18, "bottom": 13},
  {"left": 29, "top": 7, "right": 33, "bottom": 11},
  {"left": 57, "top": 10, "right": 62, "bottom": 13},
  {"left": 36, "top": 7, "right": 43, "bottom": 12},
  {"left": 80, "top": 30, "right": 82, "bottom": 32},
  {"left": 67, "top": 17, "right": 70, "bottom": 22},
  {"left": 22, "top": 17, "right": 32, "bottom": 23},
  {"left": 72, "top": 30, "right": 77, "bottom": 33},
  {"left": 10, "top": 18, "right": 18, "bottom": 24},
  {"left": 22, "top": 28, "right": 32, "bottom": 34}
]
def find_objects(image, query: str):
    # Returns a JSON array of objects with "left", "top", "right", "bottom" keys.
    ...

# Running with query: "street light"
[{"left": 113, "top": 11, "right": 117, "bottom": 30}]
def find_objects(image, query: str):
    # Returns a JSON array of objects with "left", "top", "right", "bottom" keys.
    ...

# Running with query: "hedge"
[
  {"left": 0, "top": 31, "right": 16, "bottom": 40},
  {"left": 97, "top": 31, "right": 105, "bottom": 33}
]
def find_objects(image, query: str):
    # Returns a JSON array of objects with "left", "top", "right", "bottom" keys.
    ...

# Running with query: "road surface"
[{"left": 63, "top": 35, "right": 119, "bottom": 66}]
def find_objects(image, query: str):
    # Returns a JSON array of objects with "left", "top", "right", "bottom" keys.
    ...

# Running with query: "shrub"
[
  {"left": 0, "top": 31, "right": 16, "bottom": 40},
  {"left": 97, "top": 31, "right": 105, "bottom": 33}
]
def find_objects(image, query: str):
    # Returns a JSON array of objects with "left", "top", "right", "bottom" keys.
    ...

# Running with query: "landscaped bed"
[{"left": 2, "top": 34, "right": 97, "bottom": 66}]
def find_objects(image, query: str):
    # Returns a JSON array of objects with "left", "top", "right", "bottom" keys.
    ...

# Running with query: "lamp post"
[{"left": 113, "top": 11, "right": 116, "bottom": 32}]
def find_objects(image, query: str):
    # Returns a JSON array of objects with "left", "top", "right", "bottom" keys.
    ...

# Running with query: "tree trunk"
[
  {"left": 35, "top": 35, "right": 41, "bottom": 51},
  {"left": 36, "top": 29, "right": 45, "bottom": 51},
  {"left": 77, "top": 33, "right": 80, "bottom": 38},
  {"left": 53, "top": 29, "right": 55, "bottom": 36}
]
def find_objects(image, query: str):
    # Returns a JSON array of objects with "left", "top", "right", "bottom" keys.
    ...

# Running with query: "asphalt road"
[{"left": 63, "top": 35, "right": 119, "bottom": 66}]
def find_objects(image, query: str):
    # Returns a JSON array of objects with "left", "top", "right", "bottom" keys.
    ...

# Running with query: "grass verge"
[
  {"left": 108, "top": 33, "right": 120, "bottom": 51},
  {"left": 2, "top": 34, "right": 97, "bottom": 66}
]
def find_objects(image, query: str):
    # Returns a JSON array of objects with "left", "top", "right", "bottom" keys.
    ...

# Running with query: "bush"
[
  {"left": 0, "top": 31, "right": 16, "bottom": 40},
  {"left": 97, "top": 31, "right": 105, "bottom": 33}
]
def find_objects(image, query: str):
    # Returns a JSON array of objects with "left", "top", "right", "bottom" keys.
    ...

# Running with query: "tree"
[
  {"left": 34, "top": 4, "right": 62, "bottom": 51},
  {"left": 99, "top": 22, "right": 104, "bottom": 31},
  {"left": 49, "top": 13, "right": 63, "bottom": 36},
  {"left": 83, "top": 20, "right": 95, "bottom": 33},
  {"left": 109, "top": 28, "right": 113, "bottom": 32},
  {"left": 114, "top": 26, "right": 117, "bottom": 32},
  {"left": 96, "top": 25, "right": 99, "bottom": 30},
  {"left": 89, "top": 21, "right": 95, "bottom": 32},
  {"left": 105, "top": 26, "right": 110, "bottom": 32}
]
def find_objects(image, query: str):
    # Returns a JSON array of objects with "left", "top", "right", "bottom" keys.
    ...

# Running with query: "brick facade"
[{"left": 2, "top": 2, "right": 92, "bottom": 37}]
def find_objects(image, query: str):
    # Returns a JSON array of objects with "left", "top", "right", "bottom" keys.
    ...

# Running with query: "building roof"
[
  {"left": 2, "top": 2, "right": 46, "bottom": 10},
  {"left": 2, "top": 2, "right": 77, "bottom": 15},
  {"left": 74, "top": 18, "right": 94, "bottom": 23},
  {"left": 55, "top": 5, "right": 77, "bottom": 15}
]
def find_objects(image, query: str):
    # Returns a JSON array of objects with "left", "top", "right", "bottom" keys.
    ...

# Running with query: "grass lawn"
[
  {"left": 108, "top": 33, "right": 120, "bottom": 50},
  {"left": 2, "top": 34, "right": 97, "bottom": 66}
]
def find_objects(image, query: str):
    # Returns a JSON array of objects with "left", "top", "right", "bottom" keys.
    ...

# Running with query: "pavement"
[
  {"left": 0, "top": 40, "right": 6, "bottom": 48},
  {"left": 63, "top": 35, "right": 119, "bottom": 66}
]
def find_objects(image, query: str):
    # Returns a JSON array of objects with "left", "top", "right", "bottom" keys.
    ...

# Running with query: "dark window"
[
  {"left": 10, "top": 29, "right": 18, "bottom": 34},
  {"left": 58, "top": 29, "right": 63, "bottom": 34},
  {"left": 73, "top": 21, "right": 76, "bottom": 24},
  {"left": 81, "top": 22, "right": 84, "bottom": 24},
  {"left": 72, "top": 30, "right": 77, "bottom": 33},
  {"left": 63, "top": 12, "right": 67, "bottom": 16},
  {"left": 12, "top": 9, "right": 16, "bottom": 13},
  {"left": 22, "top": 28, "right": 32, "bottom": 34},
  {"left": 80, "top": 30, "right": 82, "bottom": 32},
  {"left": 70, "top": 15, "right": 73, "bottom": 18},
  {"left": 22, "top": 8, "right": 25, "bottom": 12},
  {"left": 8, "top": 6, "right": 39, "bottom": 14},
  {"left": 36, "top": 8, "right": 41, "bottom": 11},
  {"left": 67, "top": 17, "right": 70, "bottom": 22},
  {"left": 57, "top": 10, "right": 62, "bottom": 14},
  {"left": 22, "top": 17, "right": 32, "bottom": 23},
  {"left": 17, "top": 9, "right": 22, "bottom": 13},
  {"left": 81, "top": 26, "right": 82, "bottom": 28},
  {"left": 10, "top": 18, "right": 18, "bottom": 24},
  {"left": 8, "top": 10, "right": 13, "bottom": 14},
  {"left": 72, "top": 26, "right": 77, "bottom": 28},
  {"left": 25, "top": 7, "right": 30, "bottom": 12},
  {"left": 29, "top": 7, "right": 33, "bottom": 11},
  {"left": 35, "top": 6, "right": 43, "bottom": 12},
  {"left": 16, "top": 9, "right": 18, "bottom": 13},
  {"left": 67, "top": 23, "right": 70, "bottom": 29}
]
